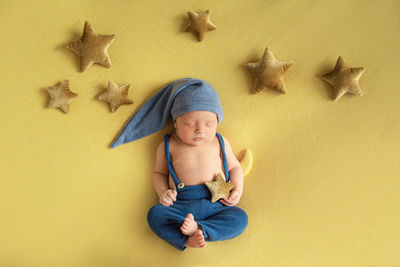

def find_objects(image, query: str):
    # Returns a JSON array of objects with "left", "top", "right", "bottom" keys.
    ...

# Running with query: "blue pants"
[{"left": 147, "top": 184, "right": 248, "bottom": 251}]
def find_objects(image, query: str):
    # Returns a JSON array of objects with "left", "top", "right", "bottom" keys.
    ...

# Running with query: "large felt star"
[
  {"left": 98, "top": 81, "right": 134, "bottom": 112},
  {"left": 205, "top": 173, "right": 235, "bottom": 203},
  {"left": 46, "top": 80, "right": 78, "bottom": 114},
  {"left": 185, "top": 10, "right": 216, "bottom": 41},
  {"left": 321, "top": 56, "right": 365, "bottom": 101},
  {"left": 244, "top": 47, "right": 293, "bottom": 94},
  {"left": 66, "top": 21, "right": 115, "bottom": 72}
]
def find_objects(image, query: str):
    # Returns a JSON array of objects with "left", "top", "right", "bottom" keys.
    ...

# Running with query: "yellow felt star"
[
  {"left": 185, "top": 10, "right": 216, "bottom": 41},
  {"left": 321, "top": 56, "right": 365, "bottom": 101},
  {"left": 98, "top": 81, "right": 134, "bottom": 112},
  {"left": 46, "top": 80, "right": 78, "bottom": 114},
  {"left": 244, "top": 47, "right": 293, "bottom": 94},
  {"left": 205, "top": 173, "right": 235, "bottom": 203},
  {"left": 66, "top": 21, "right": 115, "bottom": 72}
]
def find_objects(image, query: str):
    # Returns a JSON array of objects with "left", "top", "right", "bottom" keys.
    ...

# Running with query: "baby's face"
[{"left": 174, "top": 111, "right": 218, "bottom": 146}]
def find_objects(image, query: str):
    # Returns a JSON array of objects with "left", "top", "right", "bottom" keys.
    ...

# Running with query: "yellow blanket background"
[{"left": 0, "top": 0, "right": 399, "bottom": 266}]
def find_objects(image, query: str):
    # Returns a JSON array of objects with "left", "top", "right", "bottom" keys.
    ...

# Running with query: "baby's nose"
[{"left": 195, "top": 123, "right": 205, "bottom": 133}]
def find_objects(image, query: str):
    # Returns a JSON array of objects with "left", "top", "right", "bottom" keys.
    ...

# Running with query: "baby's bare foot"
[
  {"left": 180, "top": 213, "right": 198, "bottom": 236},
  {"left": 186, "top": 229, "right": 206, "bottom": 248}
]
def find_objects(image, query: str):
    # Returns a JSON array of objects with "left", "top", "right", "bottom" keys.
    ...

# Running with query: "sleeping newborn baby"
[{"left": 112, "top": 78, "right": 248, "bottom": 250}]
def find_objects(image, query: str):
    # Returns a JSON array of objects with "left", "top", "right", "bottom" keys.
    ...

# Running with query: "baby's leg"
[
  {"left": 180, "top": 213, "right": 199, "bottom": 236},
  {"left": 198, "top": 206, "right": 248, "bottom": 242},
  {"left": 147, "top": 204, "right": 188, "bottom": 251}
]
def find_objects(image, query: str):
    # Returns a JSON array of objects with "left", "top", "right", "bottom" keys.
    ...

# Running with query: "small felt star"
[
  {"left": 185, "top": 10, "right": 216, "bottom": 41},
  {"left": 244, "top": 47, "right": 293, "bottom": 94},
  {"left": 46, "top": 80, "right": 78, "bottom": 114},
  {"left": 98, "top": 81, "right": 134, "bottom": 112},
  {"left": 66, "top": 21, "right": 115, "bottom": 72},
  {"left": 205, "top": 173, "right": 235, "bottom": 203},
  {"left": 321, "top": 56, "right": 365, "bottom": 101}
]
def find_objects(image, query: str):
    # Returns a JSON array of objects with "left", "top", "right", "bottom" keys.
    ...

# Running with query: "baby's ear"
[{"left": 173, "top": 121, "right": 177, "bottom": 128}]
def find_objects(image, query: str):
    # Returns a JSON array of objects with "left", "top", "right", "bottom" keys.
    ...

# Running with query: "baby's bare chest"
[
  {"left": 172, "top": 145, "right": 220, "bottom": 167},
  {"left": 169, "top": 144, "right": 224, "bottom": 185}
]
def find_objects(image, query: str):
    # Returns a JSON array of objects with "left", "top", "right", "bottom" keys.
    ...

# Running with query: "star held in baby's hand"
[
  {"left": 66, "top": 21, "right": 115, "bottom": 72},
  {"left": 205, "top": 173, "right": 235, "bottom": 203},
  {"left": 46, "top": 80, "right": 78, "bottom": 114},
  {"left": 185, "top": 10, "right": 216, "bottom": 41},
  {"left": 321, "top": 56, "right": 365, "bottom": 101},
  {"left": 98, "top": 81, "right": 134, "bottom": 112},
  {"left": 244, "top": 46, "right": 293, "bottom": 94}
]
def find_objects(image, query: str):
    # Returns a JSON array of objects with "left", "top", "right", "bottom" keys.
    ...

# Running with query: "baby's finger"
[
  {"left": 228, "top": 191, "right": 239, "bottom": 200},
  {"left": 161, "top": 196, "right": 173, "bottom": 206},
  {"left": 165, "top": 199, "right": 173, "bottom": 206},
  {"left": 227, "top": 194, "right": 240, "bottom": 205},
  {"left": 167, "top": 191, "right": 177, "bottom": 201},
  {"left": 220, "top": 198, "right": 232, "bottom": 206},
  {"left": 171, "top": 190, "right": 177, "bottom": 201},
  {"left": 229, "top": 194, "right": 239, "bottom": 202},
  {"left": 160, "top": 201, "right": 171, "bottom": 207}
]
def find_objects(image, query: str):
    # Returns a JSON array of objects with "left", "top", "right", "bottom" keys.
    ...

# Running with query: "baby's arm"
[
  {"left": 153, "top": 141, "right": 177, "bottom": 206},
  {"left": 220, "top": 136, "right": 244, "bottom": 206}
]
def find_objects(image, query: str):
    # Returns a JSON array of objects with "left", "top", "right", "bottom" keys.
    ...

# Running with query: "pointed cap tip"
[{"left": 111, "top": 140, "right": 122, "bottom": 149}]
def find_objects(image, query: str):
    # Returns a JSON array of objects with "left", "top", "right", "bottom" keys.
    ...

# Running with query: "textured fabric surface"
[{"left": 1, "top": 1, "right": 399, "bottom": 266}]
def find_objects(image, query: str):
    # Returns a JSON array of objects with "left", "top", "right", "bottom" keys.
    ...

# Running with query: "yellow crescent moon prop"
[{"left": 237, "top": 148, "right": 253, "bottom": 177}]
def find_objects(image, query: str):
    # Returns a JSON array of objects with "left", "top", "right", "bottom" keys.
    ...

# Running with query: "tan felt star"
[
  {"left": 321, "top": 56, "right": 365, "bottom": 101},
  {"left": 98, "top": 81, "right": 134, "bottom": 112},
  {"left": 66, "top": 21, "right": 115, "bottom": 72},
  {"left": 185, "top": 10, "right": 216, "bottom": 41},
  {"left": 244, "top": 47, "right": 293, "bottom": 94},
  {"left": 205, "top": 173, "right": 235, "bottom": 203},
  {"left": 46, "top": 80, "right": 78, "bottom": 114}
]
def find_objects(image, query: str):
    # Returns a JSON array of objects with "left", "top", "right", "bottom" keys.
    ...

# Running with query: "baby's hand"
[
  {"left": 220, "top": 190, "right": 241, "bottom": 206},
  {"left": 159, "top": 189, "right": 177, "bottom": 206}
]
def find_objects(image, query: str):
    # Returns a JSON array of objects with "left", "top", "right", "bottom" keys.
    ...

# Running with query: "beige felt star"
[
  {"left": 66, "top": 21, "right": 115, "bottom": 72},
  {"left": 321, "top": 56, "right": 365, "bottom": 101},
  {"left": 98, "top": 81, "right": 134, "bottom": 112},
  {"left": 205, "top": 173, "right": 235, "bottom": 203},
  {"left": 46, "top": 80, "right": 78, "bottom": 114},
  {"left": 244, "top": 47, "right": 293, "bottom": 94},
  {"left": 185, "top": 10, "right": 216, "bottom": 41}
]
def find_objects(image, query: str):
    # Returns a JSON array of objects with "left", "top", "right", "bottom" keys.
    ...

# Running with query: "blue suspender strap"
[
  {"left": 216, "top": 133, "right": 230, "bottom": 182},
  {"left": 164, "top": 135, "right": 181, "bottom": 187}
]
